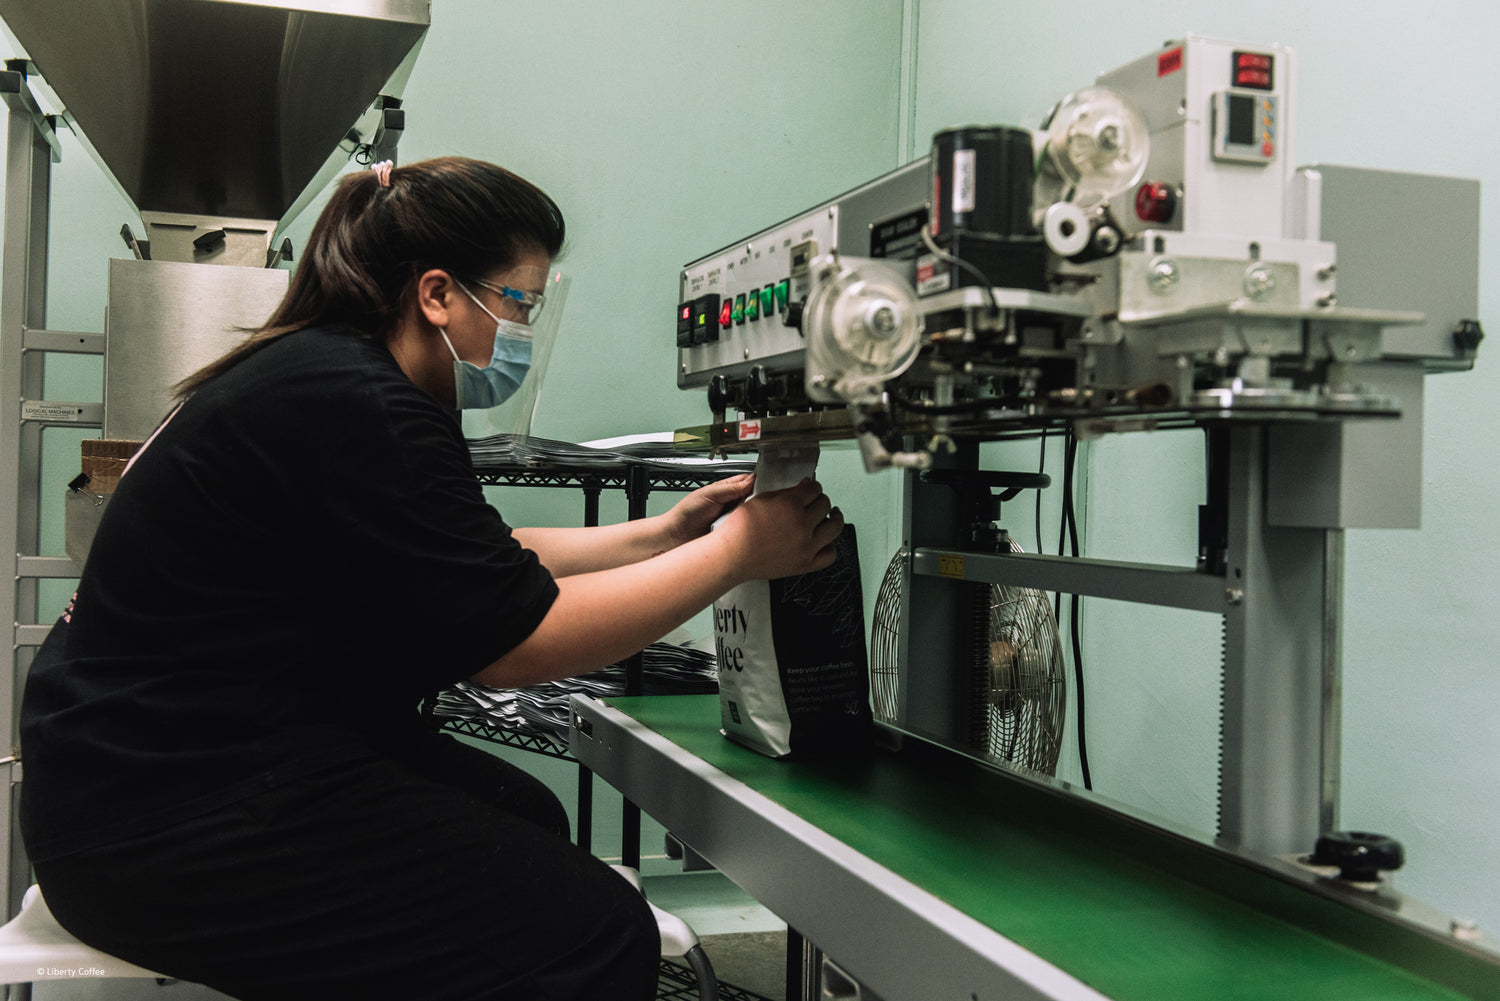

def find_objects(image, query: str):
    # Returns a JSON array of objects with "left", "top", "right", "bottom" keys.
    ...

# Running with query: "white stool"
[
  {"left": 611, "top": 865, "right": 718, "bottom": 1001},
  {"left": 0, "top": 884, "right": 162, "bottom": 985}
]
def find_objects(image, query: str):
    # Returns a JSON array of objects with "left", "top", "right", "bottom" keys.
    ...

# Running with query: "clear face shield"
[{"left": 460, "top": 264, "right": 570, "bottom": 439}]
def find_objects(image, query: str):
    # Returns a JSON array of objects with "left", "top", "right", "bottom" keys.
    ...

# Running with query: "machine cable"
[
  {"left": 918, "top": 223, "right": 1001, "bottom": 315},
  {"left": 1034, "top": 429, "right": 1048, "bottom": 555},
  {"left": 1057, "top": 428, "right": 1092, "bottom": 789}
]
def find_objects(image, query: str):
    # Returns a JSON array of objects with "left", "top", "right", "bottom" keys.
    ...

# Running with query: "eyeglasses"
[{"left": 471, "top": 277, "right": 546, "bottom": 324}]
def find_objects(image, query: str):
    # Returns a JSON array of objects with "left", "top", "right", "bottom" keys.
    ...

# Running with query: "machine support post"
[
  {"left": 1219, "top": 425, "right": 1340, "bottom": 855},
  {"left": 1319, "top": 529, "right": 1344, "bottom": 836},
  {"left": 898, "top": 441, "right": 984, "bottom": 747}
]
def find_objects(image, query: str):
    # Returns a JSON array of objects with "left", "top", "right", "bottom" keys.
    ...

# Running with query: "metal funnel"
[{"left": 0, "top": 0, "right": 428, "bottom": 262}]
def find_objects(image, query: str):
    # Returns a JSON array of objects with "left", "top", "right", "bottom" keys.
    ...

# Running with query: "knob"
[
  {"left": 1454, "top": 319, "right": 1485, "bottom": 354},
  {"left": 1309, "top": 831, "right": 1404, "bottom": 883},
  {"left": 745, "top": 366, "right": 770, "bottom": 412},
  {"left": 707, "top": 375, "right": 730, "bottom": 417}
]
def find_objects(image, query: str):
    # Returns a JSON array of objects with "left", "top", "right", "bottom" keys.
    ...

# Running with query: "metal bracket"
[{"left": 0, "top": 69, "right": 62, "bottom": 162}]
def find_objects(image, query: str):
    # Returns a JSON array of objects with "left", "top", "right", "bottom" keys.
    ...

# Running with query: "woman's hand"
[
  {"left": 663, "top": 473, "right": 755, "bottom": 547},
  {"left": 715, "top": 477, "right": 844, "bottom": 581}
]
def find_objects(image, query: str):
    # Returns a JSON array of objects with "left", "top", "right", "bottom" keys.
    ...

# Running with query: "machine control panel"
[
  {"left": 677, "top": 207, "right": 837, "bottom": 388},
  {"left": 1213, "top": 90, "right": 1279, "bottom": 164}
]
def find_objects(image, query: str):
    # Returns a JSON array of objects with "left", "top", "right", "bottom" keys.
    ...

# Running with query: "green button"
[
  {"left": 731, "top": 294, "right": 745, "bottom": 324},
  {"left": 774, "top": 279, "right": 790, "bottom": 311},
  {"left": 744, "top": 289, "right": 760, "bottom": 321},
  {"left": 760, "top": 285, "right": 775, "bottom": 316}
]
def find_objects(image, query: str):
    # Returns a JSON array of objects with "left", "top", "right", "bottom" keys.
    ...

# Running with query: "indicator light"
[
  {"left": 691, "top": 293, "right": 720, "bottom": 344},
  {"left": 744, "top": 289, "right": 760, "bottom": 321},
  {"left": 731, "top": 294, "right": 745, "bottom": 324},
  {"left": 1231, "top": 50, "right": 1274, "bottom": 90},
  {"left": 677, "top": 301, "right": 694, "bottom": 347},
  {"left": 718, "top": 299, "right": 733, "bottom": 329}
]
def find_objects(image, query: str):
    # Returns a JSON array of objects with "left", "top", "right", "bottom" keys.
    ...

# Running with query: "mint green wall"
[{"left": 914, "top": 1, "right": 1500, "bottom": 936}]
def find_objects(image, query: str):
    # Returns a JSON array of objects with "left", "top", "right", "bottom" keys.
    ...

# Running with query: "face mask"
[{"left": 440, "top": 283, "right": 535, "bottom": 410}]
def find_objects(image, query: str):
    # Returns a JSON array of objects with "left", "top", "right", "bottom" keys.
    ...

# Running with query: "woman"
[{"left": 19, "top": 156, "right": 843, "bottom": 1000}]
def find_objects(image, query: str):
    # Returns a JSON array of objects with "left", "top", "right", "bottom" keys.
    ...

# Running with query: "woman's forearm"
[{"left": 512, "top": 517, "right": 673, "bottom": 577}]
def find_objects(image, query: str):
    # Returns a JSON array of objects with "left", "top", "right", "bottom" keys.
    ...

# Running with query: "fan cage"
[{"left": 869, "top": 541, "right": 1066, "bottom": 776}]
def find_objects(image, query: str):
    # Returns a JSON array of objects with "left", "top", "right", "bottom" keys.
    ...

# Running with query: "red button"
[
  {"left": 1135, "top": 182, "right": 1176, "bottom": 224},
  {"left": 1262, "top": 142, "right": 1274, "bottom": 157}
]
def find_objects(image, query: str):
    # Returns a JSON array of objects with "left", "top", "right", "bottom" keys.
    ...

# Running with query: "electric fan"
[{"left": 869, "top": 538, "right": 1066, "bottom": 776}]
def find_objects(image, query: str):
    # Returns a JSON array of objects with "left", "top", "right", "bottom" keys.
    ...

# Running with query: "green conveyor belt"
[{"left": 609, "top": 695, "right": 1497, "bottom": 1001}]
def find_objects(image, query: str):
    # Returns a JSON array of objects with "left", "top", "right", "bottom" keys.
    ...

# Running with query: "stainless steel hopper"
[
  {"left": 0, "top": 0, "right": 430, "bottom": 438},
  {"left": 0, "top": 0, "right": 429, "bottom": 265}
]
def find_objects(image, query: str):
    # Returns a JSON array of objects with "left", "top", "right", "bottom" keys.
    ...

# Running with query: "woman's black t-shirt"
[{"left": 20, "top": 325, "right": 558, "bottom": 861}]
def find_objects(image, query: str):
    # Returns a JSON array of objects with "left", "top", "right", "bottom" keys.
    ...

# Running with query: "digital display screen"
[
  {"left": 1227, "top": 93, "right": 1256, "bottom": 146},
  {"left": 1232, "top": 50, "right": 1274, "bottom": 90}
]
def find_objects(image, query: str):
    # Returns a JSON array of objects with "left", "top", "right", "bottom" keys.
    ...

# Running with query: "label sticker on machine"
[
  {"left": 937, "top": 553, "right": 966, "bottom": 579},
  {"left": 738, "top": 419, "right": 762, "bottom": 441},
  {"left": 916, "top": 254, "right": 952, "bottom": 296},
  {"left": 870, "top": 207, "right": 927, "bottom": 259},
  {"left": 951, "top": 148, "right": 977, "bottom": 214},
  {"left": 22, "top": 401, "right": 85, "bottom": 422}
]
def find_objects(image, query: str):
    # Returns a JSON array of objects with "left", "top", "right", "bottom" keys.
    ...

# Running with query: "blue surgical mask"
[{"left": 440, "top": 283, "right": 535, "bottom": 410}]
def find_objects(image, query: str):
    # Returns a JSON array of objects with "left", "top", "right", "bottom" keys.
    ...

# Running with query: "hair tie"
[{"left": 371, "top": 160, "right": 394, "bottom": 188}]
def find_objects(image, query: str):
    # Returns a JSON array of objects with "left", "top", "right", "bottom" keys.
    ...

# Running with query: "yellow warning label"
[{"left": 937, "top": 554, "right": 965, "bottom": 579}]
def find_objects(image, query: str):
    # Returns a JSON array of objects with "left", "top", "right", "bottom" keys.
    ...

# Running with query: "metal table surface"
[{"left": 570, "top": 694, "right": 1498, "bottom": 1001}]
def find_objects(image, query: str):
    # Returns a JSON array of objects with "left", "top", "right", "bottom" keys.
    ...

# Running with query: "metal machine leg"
[
  {"left": 1219, "top": 426, "right": 1341, "bottom": 855},
  {"left": 896, "top": 443, "right": 983, "bottom": 749}
]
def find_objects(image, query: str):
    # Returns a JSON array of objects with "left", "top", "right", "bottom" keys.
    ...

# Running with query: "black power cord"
[
  {"left": 1055, "top": 428, "right": 1093, "bottom": 790},
  {"left": 1035, "top": 430, "right": 1048, "bottom": 557},
  {"left": 919, "top": 224, "right": 1001, "bottom": 315}
]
